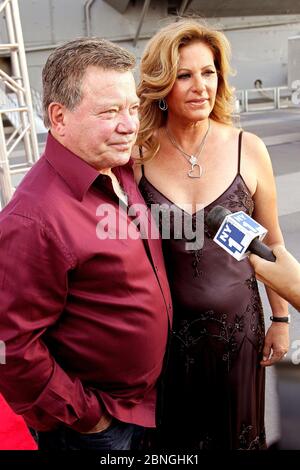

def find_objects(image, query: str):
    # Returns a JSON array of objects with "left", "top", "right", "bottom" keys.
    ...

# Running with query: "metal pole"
[
  {"left": 0, "top": 0, "right": 10, "bottom": 14},
  {"left": 11, "top": 0, "right": 39, "bottom": 161},
  {"left": 241, "top": 90, "right": 246, "bottom": 112},
  {"left": 245, "top": 90, "right": 249, "bottom": 112},
  {"left": 133, "top": 0, "right": 151, "bottom": 47},
  {"left": 276, "top": 87, "right": 281, "bottom": 109},
  {"left": 178, "top": 0, "right": 189, "bottom": 16},
  {"left": 5, "top": 0, "right": 34, "bottom": 163},
  {"left": 0, "top": 115, "right": 14, "bottom": 205},
  {"left": 84, "top": 0, "right": 96, "bottom": 37},
  {"left": 274, "top": 87, "right": 278, "bottom": 109}
]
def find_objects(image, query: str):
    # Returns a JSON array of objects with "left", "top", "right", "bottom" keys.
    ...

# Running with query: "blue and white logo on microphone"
[{"left": 214, "top": 211, "right": 267, "bottom": 261}]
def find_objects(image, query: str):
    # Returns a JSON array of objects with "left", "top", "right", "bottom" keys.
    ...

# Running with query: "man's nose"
[{"left": 117, "top": 111, "right": 139, "bottom": 134}]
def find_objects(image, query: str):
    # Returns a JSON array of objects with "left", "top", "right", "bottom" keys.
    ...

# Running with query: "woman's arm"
[{"left": 243, "top": 132, "right": 289, "bottom": 366}]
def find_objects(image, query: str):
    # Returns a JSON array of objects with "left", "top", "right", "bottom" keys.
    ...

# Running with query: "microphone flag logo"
[{"left": 213, "top": 211, "right": 267, "bottom": 261}]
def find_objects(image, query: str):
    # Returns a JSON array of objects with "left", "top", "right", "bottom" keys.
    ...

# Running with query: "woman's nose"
[{"left": 192, "top": 74, "right": 206, "bottom": 92}]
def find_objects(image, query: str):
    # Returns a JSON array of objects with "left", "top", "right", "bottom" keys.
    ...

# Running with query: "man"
[
  {"left": 250, "top": 245, "right": 300, "bottom": 311},
  {"left": 0, "top": 38, "right": 172, "bottom": 450}
]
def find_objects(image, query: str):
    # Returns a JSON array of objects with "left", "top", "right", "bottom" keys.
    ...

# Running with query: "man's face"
[{"left": 61, "top": 66, "right": 140, "bottom": 170}]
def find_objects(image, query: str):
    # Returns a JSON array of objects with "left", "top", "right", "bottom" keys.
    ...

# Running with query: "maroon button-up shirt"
[{"left": 0, "top": 133, "right": 172, "bottom": 432}]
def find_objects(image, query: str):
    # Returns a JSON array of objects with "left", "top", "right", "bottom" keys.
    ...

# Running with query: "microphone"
[{"left": 206, "top": 205, "right": 276, "bottom": 262}]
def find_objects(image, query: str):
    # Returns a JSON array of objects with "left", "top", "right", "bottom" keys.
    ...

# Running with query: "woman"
[{"left": 134, "top": 20, "right": 289, "bottom": 450}]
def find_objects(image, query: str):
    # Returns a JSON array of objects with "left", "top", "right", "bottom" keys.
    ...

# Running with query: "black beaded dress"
[{"left": 138, "top": 132, "right": 266, "bottom": 450}]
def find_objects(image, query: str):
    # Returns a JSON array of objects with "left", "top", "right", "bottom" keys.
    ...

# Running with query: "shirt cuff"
[{"left": 70, "top": 394, "right": 104, "bottom": 432}]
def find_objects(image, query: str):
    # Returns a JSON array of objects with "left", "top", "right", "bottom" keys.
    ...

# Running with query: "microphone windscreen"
[{"left": 206, "top": 205, "right": 276, "bottom": 262}]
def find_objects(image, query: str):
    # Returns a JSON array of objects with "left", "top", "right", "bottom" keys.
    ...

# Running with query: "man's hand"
[
  {"left": 249, "top": 245, "right": 300, "bottom": 311},
  {"left": 81, "top": 410, "right": 113, "bottom": 434}
]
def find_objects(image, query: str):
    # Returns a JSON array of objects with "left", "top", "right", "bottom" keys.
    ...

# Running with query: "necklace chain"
[{"left": 165, "top": 119, "right": 211, "bottom": 178}]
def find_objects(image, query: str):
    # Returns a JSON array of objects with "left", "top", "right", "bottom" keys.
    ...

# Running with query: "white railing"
[
  {"left": 30, "top": 86, "right": 44, "bottom": 121},
  {"left": 0, "top": 82, "right": 22, "bottom": 128},
  {"left": 0, "top": 83, "right": 46, "bottom": 133},
  {"left": 235, "top": 86, "right": 294, "bottom": 113}
]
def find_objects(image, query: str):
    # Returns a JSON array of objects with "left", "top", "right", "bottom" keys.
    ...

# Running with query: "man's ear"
[{"left": 48, "top": 102, "right": 67, "bottom": 136}]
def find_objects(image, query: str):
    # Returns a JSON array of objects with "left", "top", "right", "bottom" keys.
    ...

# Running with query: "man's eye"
[
  {"left": 100, "top": 109, "right": 118, "bottom": 117},
  {"left": 130, "top": 105, "right": 140, "bottom": 114}
]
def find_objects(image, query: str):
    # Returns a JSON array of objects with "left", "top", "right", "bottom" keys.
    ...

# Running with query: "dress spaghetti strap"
[
  {"left": 139, "top": 147, "right": 145, "bottom": 176},
  {"left": 237, "top": 130, "right": 243, "bottom": 175}
]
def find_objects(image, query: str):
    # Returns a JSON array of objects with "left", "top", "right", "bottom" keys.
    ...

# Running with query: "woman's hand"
[
  {"left": 250, "top": 246, "right": 300, "bottom": 311},
  {"left": 260, "top": 322, "right": 289, "bottom": 367}
]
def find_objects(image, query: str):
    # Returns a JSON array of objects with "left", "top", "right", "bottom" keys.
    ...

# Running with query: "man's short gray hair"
[{"left": 42, "top": 37, "right": 136, "bottom": 128}]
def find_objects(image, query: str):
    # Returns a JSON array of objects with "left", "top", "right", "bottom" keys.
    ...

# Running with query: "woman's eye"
[
  {"left": 177, "top": 73, "right": 191, "bottom": 79},
  {"left": 203, "top": 70, "right": 216, "bottom": 76}
]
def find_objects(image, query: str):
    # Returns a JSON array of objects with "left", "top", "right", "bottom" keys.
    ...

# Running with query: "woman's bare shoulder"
[
  {"left": 240, "top": 131, "right": 270, "bottom": 169},
  {"left": 241, "top": 130, "right": 266, "bottom": 151},
  {"left": 216, "top": 123, "right": 268, "bottom": 160}
]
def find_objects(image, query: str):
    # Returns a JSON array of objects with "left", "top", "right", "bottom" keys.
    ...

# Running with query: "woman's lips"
[{"left": 187, "top": 98, "right": 208, "bottom": 105}]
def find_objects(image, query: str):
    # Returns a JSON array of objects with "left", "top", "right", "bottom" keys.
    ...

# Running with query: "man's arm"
[
  {"left": 0, "top": 214, "right": 103, "bottom": 432},
  {"left": 249, "top": 245, "right": 300, "bottom": 311}
]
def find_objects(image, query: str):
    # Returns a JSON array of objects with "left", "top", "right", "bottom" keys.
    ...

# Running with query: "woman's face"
[{"left": 166, "top": 40, "right": 218, "bottom": 123}]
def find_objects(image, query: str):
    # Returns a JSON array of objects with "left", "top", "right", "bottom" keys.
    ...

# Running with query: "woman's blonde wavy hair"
[{"left": 136, "top": 19, "right": 235, "bottom": 160}]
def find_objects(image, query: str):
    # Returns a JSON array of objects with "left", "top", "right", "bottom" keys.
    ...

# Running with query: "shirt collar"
[{"left": 44, "top": 132, "right": 102, "bottom": 201}]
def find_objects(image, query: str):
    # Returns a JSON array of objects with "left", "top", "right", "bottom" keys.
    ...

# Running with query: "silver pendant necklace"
[{"left": 165, "top": 119, "right": 211, "bottom": 178}]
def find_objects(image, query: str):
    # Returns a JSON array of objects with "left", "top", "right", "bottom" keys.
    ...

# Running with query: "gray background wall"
[{"left": 1, "top": 0, "right": 300, "bottom": 91}]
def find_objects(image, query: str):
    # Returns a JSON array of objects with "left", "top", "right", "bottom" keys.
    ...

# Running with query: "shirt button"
[
  {"left": 155, "top": 265, "right": 159, "bottom": 272},
  {"left": 169, "top": 304, "right": 172, "bottom": 310}
]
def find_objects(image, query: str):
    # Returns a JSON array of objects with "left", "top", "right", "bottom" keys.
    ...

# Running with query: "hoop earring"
[{"left": 158, "top": 99, "right": 168, "bottom": 111}]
